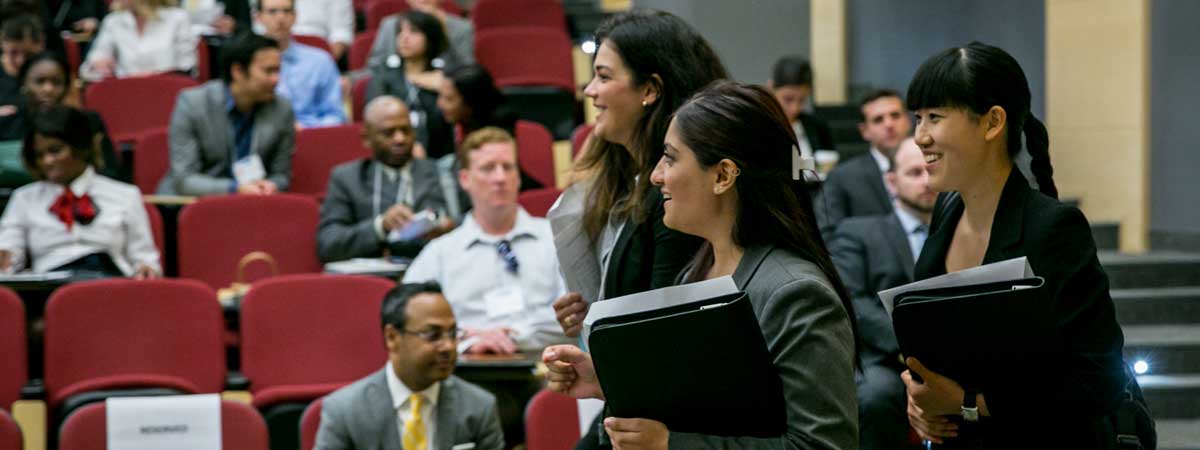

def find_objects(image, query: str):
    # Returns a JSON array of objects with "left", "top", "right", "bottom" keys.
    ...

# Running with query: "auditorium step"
[
  {"left": 1137, "top": 374, "right": 1200, "bottom": 419},
  {"left": 1099, "top": 251, "right": 1200, "bottom": 289},
  {"left": 1123, "top": 325, "right": 1200, "bottom": 374},
  {"left": 1114, "top": 287, "right": 1200, "bottom": 325},
  {"left": 1091, "top": 221, "right": 1120, "bottom": 251},
  {"left": 1158, "top": 418, "right": 1200, "bottom": 450}
]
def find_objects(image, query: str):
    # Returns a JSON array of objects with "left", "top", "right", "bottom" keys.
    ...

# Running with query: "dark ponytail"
[
  {"left": 1022, "top": 115, "right": 1057, "bottom": 198},
  {"left": 907, "top": 41, "right": 1058, "bottom": 198}
]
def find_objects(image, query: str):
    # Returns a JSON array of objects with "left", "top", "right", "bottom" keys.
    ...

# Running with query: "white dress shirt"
[
  {"left": 80, "top": 8, "right": 198, "bottom": 82},
  {"left": 385, "top": 361, "right": 439, "bottom": 448},
  {"left": 372, "top": 161, "right": 416, "bottom": 239},
  {"left": 403, "top": 208, "right": 569, "bottom": 352},
  {"left": 292, "top": 0, "right": 354, "bottom": 45},
  {"left": 869, "top": 146, "right": 896, "bottom": 197},
  {"left": 0, "top": 167, "right": 161, "bottom": 275}
]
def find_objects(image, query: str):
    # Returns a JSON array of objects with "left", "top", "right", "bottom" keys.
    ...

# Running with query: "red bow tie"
[{"left": 49, "top": 190, "right": 98, "bottom": 231}]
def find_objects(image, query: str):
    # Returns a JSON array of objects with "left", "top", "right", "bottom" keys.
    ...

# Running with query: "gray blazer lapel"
[
  {"left": 363, "top": 371, "right": 402, "bottom": 450},
  {"left": 864, "top": 157, "right": 892, "bottom": 212},
  {"left": 732, "top": 244, "right": 774, "bottom": 290},
  {"left": 204, "top": 83, "right": 235, "bottom": 167},
  {"left": 433, "top": 378, "right": 458, "bottom": 450},
  {"left": 883, "top": 213, "right": 916, "bottom": 277}
]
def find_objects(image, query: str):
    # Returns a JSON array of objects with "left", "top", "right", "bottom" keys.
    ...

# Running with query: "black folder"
[
  {"left": 891, "top": 277, "right": 1063, "bottom": 387},
  {"left": 587, "top": 292, "right": 785, "bottom": 438}
]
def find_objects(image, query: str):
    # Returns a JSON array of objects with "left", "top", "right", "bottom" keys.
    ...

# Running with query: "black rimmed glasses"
[{"left": 399, "top": 326, "right": 463, "bottom": 343}]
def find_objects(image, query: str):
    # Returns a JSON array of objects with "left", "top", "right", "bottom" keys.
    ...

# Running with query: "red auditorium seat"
[
  {"left": 299, "top": 398, "right": 323, "bottom": 450},
  {"left": 365, "top": 0, "right": 409, "bottom": 31},
  {"left": 352, "top": 75, "right": 371, "bottom": 123},
  {"left": 196, "top": 39, "right": 211, "bottom": 81},
  {"left": 349, "top": 31, "right": 377, "bottom": 71},
  {"left": 516, "top": 120, "right": 556, "bottom": 188},
  {"left": 132, "top": 127, "right": 168, "bottom": 194},
  {"left": 0, "top": 288, "right": 23, "bottom": 412},
  {"left": 43, "top": 279, "right": 225, "bottom": 412},
  {"left": 58, "top": 399, "right": 268, "bottom": 450},
  {"left": 524, "top": 390, "right": 579, "bottom": 450},
  {"left": 83, "top": 74, "right": 198, "bottom": 145},
  {"left": 239, "top": 274, "right": 393, "bottom": 409},
  {"left": 472, "top": 0, "right": 567, "bottom": 32},
  {"left": 176, "top": 194, "right": 322, "bottom": 290},
  {"left": 518, "top": 188, "right": 562, "bottom": 217},
  {"left": 475, "top": 28, "right": 574, "bottom": 92},
  {"left": 291, "top": 124, "right": 372, "bottom": 198},
  {"left": 0, "top": 410, "right": 18, "bottom": 450},
  {"left": 143, "top": 202, "right": 165, "bottom": 269},
  {"left": 571, "top": 123, "right": 593, "bottom": 157},
  {"left": 294, "top": 34, "right": 334, "bottom": 57}
]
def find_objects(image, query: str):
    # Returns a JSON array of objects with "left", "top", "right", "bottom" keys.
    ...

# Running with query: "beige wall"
[
  {"left": 1045, "top": 0, "right": 1149, "bottom": 252},
  {"left": 810, "top": 0, "right": 847, "bottom": 105}
]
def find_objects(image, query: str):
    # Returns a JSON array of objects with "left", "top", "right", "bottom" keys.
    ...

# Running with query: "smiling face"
[
  {"left": 436, "top": 77, "right": 468, "bottom": 124},
  {"left": 650, "top": 119, "right": 725, "bottom": 237},
  {"left": 913, "top": 106, "right": 993, "bottom": 193},
  {"left": 582, "top": 40, "right": 647, "bottom": 148}
]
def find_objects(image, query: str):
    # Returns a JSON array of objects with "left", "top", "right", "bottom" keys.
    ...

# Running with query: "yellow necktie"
[{"left": 402, "top": 394, "right": 427, "bottom": 450}]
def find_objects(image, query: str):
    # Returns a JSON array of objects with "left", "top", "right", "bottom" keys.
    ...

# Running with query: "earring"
[{"left": 641, "top": 100, "right": 648, "bottom": 107}]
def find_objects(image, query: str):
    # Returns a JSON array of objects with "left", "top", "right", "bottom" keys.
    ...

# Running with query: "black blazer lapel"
[
  {"left": 882, "top": 213, "right": 916, "bottom": 277},
  {"left": 603, "top": 217, "right": 638, "bottom": 298},
  {"left": 913, "top": 192, "right": 963, "bottom": 279},
  {"left": 982, "top": 169, "right": 1031, "bottom": 264}
]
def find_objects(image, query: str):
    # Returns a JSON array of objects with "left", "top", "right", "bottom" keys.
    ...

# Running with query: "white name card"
[{"left": 106, "top": 394, "right": 221, "bottom": 450}]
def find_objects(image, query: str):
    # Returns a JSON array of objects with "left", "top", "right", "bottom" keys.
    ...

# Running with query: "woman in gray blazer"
[{"left": 544, "top": 82, "right": 860, "bottom": 450}]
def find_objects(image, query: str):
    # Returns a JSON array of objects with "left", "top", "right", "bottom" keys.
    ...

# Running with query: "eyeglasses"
[
  {"left": 496, "top": 240, "right": 519, "bottom": 274},
  {"left": 399, "top": 327, "right": 462, "bottom": 343},
  {"left": 262, "top": 7, "right": 294, "bottom": 14}
]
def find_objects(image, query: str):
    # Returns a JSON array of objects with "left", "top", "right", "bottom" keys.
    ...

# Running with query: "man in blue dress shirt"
[{"left": 255, "top": 0, "right": 346, "bottom": 128}]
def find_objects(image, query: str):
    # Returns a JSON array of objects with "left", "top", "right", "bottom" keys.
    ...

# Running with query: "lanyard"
[{"left": 373, "top": 164, "right": 406, "bottom": 217}]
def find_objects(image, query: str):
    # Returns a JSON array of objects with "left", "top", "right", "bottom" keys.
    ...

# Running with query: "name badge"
[
  {"left": 232, "top": 154, "right": 266, "bottom": 185},
  {"left": 484, "top": 285, "right": 524, "bottom": 319}
]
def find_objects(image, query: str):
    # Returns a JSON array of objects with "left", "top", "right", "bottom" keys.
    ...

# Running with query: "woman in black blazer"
[{"left": 901, "top": 42, "right": 1125, "bottom": 449}]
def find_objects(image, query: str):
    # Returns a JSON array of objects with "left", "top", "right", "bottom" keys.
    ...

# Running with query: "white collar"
[
  {"left": 385, "top": 360, "right": 441, "bottom": 411},
  {"left": 461, "top": 207, "right": 538, "bottom": 250},
  {"left": 869, "top": 147, "right": 890, "bottom": 174},
  {"left": 65, "top": 166, "right": 97, "bottom": 197}
]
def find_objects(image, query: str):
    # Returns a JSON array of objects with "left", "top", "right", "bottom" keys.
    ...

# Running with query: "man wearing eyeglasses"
[
  {"left": 315, "top": 282, "right": 504, "bottom": 450},
  {"left": 402, "top": 127, "right": 569, "bottom": 356}
]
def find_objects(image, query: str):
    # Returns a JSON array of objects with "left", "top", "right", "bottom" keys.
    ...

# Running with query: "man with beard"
[
  {"left": 314, "top": 282, "right": 504, "bottom": 450},
  {"left": 818, "top": 89, "right": 913, "bottom": 234},
  {"left": 830, "top": 138, "right": 935, "bottom": 450},
  {"left": 316, "top": 95, "right": 451, "bottom": 263}
]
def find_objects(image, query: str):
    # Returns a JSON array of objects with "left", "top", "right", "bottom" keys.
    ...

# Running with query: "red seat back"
[
  {"left": 475, "top": 28, "right": 574, "bottom": 92},
  {"left": 83, "top": 74, "right": 199, "bottom": 144},
  {"left": 365, "top": 0, "right": 409, "bottom": 31},
  {"left": 132, "top": 127, "right": 169, "bottom": 194},
  {"left": 240, "top": 275, "right": 393, "bottom": 407},
  {"left": 196, "top": 39, "right": 211, "bottom": 81},
  {"left": 176, "top": 194, "right": 322, "bottom": 290},
  {"left": 472, "top": 0, "right": 566, "bottom": 32},
  {"left": 349, "top": 31, "right": 377, "bottom": 72},
  {"left": 291, "top": 125, "right": 372, "bottom": 198},
  {"left": 524, "top": 390, "right": 579, "bottom": 450},
  {"left": 518, "top": 188, "right": 561, "bottom": 217},
  {"left": 352, "top": 76, "right": 371, "bottom": 123},
  {"left": 143, "top": 202, "right": 165, "bottom": 269},
  {"left": 0, "top": 410, "right": 18, "bottom": 450},
  {"left": 299, "top": 398, "right": 323, "bottom": 450},
  {"left": 0, "top": 289, "right": 24, "bottom": 412},
  {"left": 516, "top": 120, "right": 556, "bottom": 187},
  {"left": 43, "top": 279, "right": 225, "bottom": 410},
  {"left": 58, "top": 399, "right": 269, "bottom": 450},
  {"left": 570, "top": 123, "right": 593, "bottom": 158},
  {"left": 294, "top": 34, "right": 334, "bottom": 57}
]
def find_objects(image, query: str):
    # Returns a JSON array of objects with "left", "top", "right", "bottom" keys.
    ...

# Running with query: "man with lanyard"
[{"left": 317, "top": 95, "right": 452, "bottom": 263}]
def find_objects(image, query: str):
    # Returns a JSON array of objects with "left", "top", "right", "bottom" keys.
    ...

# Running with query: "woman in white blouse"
[
  {"left": 80, "top": 0, "right": 197, "bottom": 81},
  {"left": 0, "top": 106, "right": 160, "bottom": 278}
]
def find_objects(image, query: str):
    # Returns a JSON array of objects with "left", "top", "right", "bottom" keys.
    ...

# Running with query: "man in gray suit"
[
  {"left": 315, "top": 281, "right": 505, "bottom": 450},
  {"left": 817, "top": 90, "right": 912, "bottom": 235},
  {"left": 829, "top": 138, "right": 934, "bottom": 450},
  {"left": 316, "top": 95, "right": 451, "bottom": 263},
  {"left": 158, "top": 32, "right": 296, "bottom": 196}
]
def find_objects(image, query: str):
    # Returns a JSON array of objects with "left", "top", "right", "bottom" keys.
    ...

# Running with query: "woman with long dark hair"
[
  {"left": 544, "top": 81, "right": 858, "bottom": 449},
  {"left": 547, "top": 10, "right": 728, "bottom": 450},
  {"left": 901, "top": 42, "right": 1125, "bottom": 448},
  {"left": 365, "top": 10, "right": 454, "bottom": 159},
  {"left": 437, "top": 64, "right": 517, "bottom": 138}
]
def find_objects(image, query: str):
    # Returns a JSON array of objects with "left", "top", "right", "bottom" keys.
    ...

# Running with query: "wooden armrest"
[{"left": 12, "top": 399, "right": 45, "bottom": 450}]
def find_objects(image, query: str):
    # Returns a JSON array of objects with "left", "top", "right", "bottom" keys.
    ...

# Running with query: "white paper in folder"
[
  {"left": 580, "top": 275, "right": 739, "bottom": 348},
  {"left": 107, "top": 394, "right": 221, "bottom": 450},
  {"left": 878, "top": 256, "right": 1035, "bottom": 316}
]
